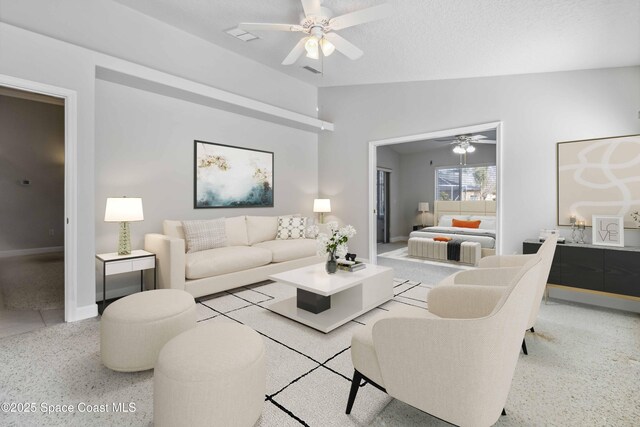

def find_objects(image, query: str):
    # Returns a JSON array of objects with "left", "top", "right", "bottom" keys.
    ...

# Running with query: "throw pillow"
[
  {"left": 182, "top": 218, "right": 228, "bottom": 253},
  {"left": 276, "top": 216, "right": 307, "bottom": 240},
  {"left": 451, "top": 219, "right": 481, "bottom": 229},
  {"left": 433, "top": 236, "right": 453, "bottom": 242}
]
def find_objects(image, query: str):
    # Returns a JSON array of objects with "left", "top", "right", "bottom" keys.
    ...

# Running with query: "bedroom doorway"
[
  {"left": 368, "top": 122, "right": 503, "bottom": 264},
  {"left": 376, "top": 169, "right": 391, "bottom": 244}
]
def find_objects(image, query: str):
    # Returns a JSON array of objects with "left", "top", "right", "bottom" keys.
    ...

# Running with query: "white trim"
[
  {"left": 390, "top": 236, "right": 409, "bottom": 243},
  {"left": 94, "top": 62, "right": 333, "bottom": 133},
  {"left": 0, "top": 74, "right": 79, "bottom": 323},
  {"left": 368, "top": 122, "right": 504, "bottom": 263},
  {"left": 0, "top": 246, "right": 64, "bottom": 259},
  {"left": 68, "top": 304, "right": 98, "bottom": 322}
]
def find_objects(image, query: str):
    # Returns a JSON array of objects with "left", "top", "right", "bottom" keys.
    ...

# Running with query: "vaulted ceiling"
[{"left": 115, "top": 0, "right": 640, "bottom": 87}]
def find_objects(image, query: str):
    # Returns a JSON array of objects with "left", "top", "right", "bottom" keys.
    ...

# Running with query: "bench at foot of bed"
[{"left": 407, "top": 237, "right": 481, "bottom": 266}]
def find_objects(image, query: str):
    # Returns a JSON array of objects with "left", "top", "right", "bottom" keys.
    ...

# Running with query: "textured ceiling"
[{"left": 114, "top": 0, "right": 640, "bottom": 87}]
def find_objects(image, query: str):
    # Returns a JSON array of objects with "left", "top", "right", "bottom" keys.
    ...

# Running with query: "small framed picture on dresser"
[{"left": 592, "top": 215, "right": 624, "bottom": 247}]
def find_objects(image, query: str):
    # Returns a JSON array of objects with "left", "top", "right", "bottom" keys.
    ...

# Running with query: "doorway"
[
  {"left": 368, "top": 122, "right": 503, "bottom": 263},
  {"left": 0, "top": 74, "right": 79, "bottom": 327},
  {"left": 0, "top": 87, "right": 66, "bottom": 338},
  {"left": 376, "top": 169, "right": 391, "bottom": 244}
]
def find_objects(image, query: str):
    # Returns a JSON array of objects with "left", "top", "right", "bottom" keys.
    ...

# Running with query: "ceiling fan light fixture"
[
  {"left": 453, "top": 146, "right": 465, "bottom": 154},
  {"left": 320, "top": 37, "right": 335, "bottom": 56},
  {"left": 305, "top": 36, "right": 320, "bottom": 59},
  {"left": 466, "top": 145, "right": 476, "bottom": 153}
]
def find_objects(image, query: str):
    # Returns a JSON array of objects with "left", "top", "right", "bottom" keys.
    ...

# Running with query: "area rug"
[
  {"left": 0, "top": 252, "right": 65, "bottom": 310},
  {"left": 1, "top": 273, "right": 638, "bottom": 426}
]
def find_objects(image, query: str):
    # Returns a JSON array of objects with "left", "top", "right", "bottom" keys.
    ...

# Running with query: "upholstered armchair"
[
  {"left": 439, "top": 235, "right": 557, "bottom": 354},
  {"left": 347, "top": 257, "right": 543, "bottom": 427}
]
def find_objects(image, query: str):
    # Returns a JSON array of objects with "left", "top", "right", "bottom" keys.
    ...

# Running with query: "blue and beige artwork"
[{"left": 195, "top": 141, "right": 273, "bottom": 208}]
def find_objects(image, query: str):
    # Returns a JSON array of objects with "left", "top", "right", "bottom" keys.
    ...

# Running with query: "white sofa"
[{"left": 144, "top": 215, "right": 324, "bottom": 298}]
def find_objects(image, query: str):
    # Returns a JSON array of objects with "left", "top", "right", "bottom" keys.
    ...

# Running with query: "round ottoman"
[
  {"left": 154, "top": 322, "right": 266, "bottom": 427},
  {"left": 100, "top": 289, "right": 196, "bottom": 372}
]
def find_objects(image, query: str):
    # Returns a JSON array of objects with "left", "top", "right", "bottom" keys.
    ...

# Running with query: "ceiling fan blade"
[
  {"left": 239, "top": 23, "right": 303, "bottom": 32},
  {"left": 470, "top": 135, "right": 488, "bottom": 140},
  {"left": 324, "top": 32, "right": 363, "bottom": 60},
  {"left": 282, "top": 37, "right": 308, "bottom": 65},
  {"left": 301, "top": 0, "right": 322, "bottom": 17},
  {"left": 329, "top": 3, "right": 392, "bottom": 31},
  {"left": 475, "top": 140, "right": 497, "bottom": 144}
]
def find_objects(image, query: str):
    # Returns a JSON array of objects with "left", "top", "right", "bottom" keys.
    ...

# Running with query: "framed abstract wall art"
[
  {"left": 557, "top": 134, "right": 640, "bottom": 228},
  {"left": 194, "top": 141, "right": 274, "bottom": 208}
]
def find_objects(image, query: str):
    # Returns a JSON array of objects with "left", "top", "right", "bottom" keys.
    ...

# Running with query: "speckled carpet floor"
[{"left": 1, "top": 270, "right": 639, "bottom": 426}]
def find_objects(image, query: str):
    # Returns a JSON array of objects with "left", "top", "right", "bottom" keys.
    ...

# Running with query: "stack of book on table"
[{"left": 337, "top": 259, "right": 366, "bottom": 272}]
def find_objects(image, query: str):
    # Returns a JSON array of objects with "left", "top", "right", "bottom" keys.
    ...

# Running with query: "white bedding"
[{"left": 409, "top": 226, "right": 496, "bottom": 249}]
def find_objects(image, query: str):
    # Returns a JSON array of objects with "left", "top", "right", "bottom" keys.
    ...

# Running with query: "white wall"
[
  {"left": 0, "top": 95, "right": 65, "bottom": 252},
  {"left": 0, "top": 12, "right": 319, "bottom": 316},
  {"left": 398, "top": 144, "right": 496, "bottom": 233},
  {"left": 318, "top": 66, "right": 640, "bottom": 256},
  {"left": 94, "top": 79, "right": 318, "bottom": 253},
  {"left": 0, "top": 0, "right": 317, "bottom": 116},
  {"left": 376, "top": 146, "right": 403, "bottom": 240}
]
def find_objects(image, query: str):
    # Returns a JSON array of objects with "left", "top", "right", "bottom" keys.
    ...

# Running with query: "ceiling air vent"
[
  {"left": 225, "top": 27, "right": 259, "bottom": 42},
  {"left": 302, "top": 65, "right": 322, "bottom": 74}
]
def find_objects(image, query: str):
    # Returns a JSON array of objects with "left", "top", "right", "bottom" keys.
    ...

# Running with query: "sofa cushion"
[
  {"left": 246, "top": 216, "right": 278, "bottom": 245},
  {"left": 182, "top": 218, "right": 227, "bottom": 253},
  {"left": 252, "top": 239, "right": 317, "bottom": 263},
  {"left": 226, "top": 216, "right": 249, "bottom": 246},
  {"left": 185, "top": 246, "right": 272, "bottom": 280},
  {"left": 276, "top": 216, "right": 307, "bottom": 240}
]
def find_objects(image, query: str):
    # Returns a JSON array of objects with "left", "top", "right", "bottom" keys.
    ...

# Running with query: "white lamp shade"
[
  {"left": 418, "top": 202, "right": 429, "bottom": 212},
  {"left": 313, "top": 199, "right": 331, "bottom": 213},
  {"left": 104, "top": 197, "right": 144, "bottom": 222}
]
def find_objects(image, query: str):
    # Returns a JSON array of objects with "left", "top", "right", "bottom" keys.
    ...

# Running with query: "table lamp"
[
  {"left": 104, "top": 197, "right": 144, "bottom": 255},
  {"left": 313, "top": 199, "right": 331, "bottom": 224},
  {"left": 418, "top": 202, "right": 430, "bottom": 226}
]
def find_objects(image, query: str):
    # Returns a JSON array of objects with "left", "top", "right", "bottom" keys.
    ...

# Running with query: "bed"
[{"left": 408, "top": 201, "right": 497, "bottom": 262}]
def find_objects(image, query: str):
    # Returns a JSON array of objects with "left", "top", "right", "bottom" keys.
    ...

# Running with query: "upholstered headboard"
[{"left": 434, "top": 201, "right": 496, "bottom": 224}]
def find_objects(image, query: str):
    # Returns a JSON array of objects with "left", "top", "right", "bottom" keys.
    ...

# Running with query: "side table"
[{"left": 96, "top": 249, "right": 157, "bottom": 314}]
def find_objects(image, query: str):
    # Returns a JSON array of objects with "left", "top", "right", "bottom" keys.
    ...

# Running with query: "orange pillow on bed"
[
  {"left": 433, "top": 236, "right": 453, "bottom": 242},
  {"left": 451, "top": 219, "right": 481, "bottom": 229}
]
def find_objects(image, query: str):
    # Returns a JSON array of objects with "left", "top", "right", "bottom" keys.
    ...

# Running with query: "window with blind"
[{"left": 436, "top": 165, "right": 497, "bottom": 201}]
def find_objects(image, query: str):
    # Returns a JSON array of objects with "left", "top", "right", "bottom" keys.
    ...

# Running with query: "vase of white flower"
[{"left": 316, "top": 222, "right": 356, "bottom": 274}]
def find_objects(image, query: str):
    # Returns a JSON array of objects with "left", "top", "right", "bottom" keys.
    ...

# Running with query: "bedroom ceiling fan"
[
  {"left": 437, "top": 134, "right": 496, "bottom": 154},
  {"left": 239, "top": 0, "right": 391, "bottom": 65}
]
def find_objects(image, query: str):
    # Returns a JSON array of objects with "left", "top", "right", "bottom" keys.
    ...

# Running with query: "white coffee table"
[{"left": 268, "top": 263, "right": 393, "bottom": 333}]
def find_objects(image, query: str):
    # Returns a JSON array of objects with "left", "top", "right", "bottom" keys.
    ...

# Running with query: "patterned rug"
[{"left": 1, "top": 271, "right": 638, "bottom": 426}]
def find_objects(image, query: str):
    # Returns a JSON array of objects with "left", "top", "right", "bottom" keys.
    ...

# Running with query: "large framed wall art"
[
  {"left": 194, "top": 140, "right": 274, "bottom": 208},
  {"left": 557, "top": 134, "right": 640, "bottom": 228}
]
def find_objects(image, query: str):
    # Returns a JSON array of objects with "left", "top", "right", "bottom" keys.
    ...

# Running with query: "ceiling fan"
[
  {"left": 436, "top": 134, "right": 497, "bottom": 154},
  {"left": 239, "top": 0, "right": 391, "bottom": 65}
]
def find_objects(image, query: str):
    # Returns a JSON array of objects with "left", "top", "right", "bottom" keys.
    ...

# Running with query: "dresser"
[{"left": 523, "top": 240, "right": 640, "bottom": 299}]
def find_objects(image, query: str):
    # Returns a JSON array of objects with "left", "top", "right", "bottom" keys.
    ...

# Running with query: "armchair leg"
[
  {"left": 346, "top": 370, "right": 363, "bottom": 414},
  {"left": 502, "top": 408, "right": 507, "bottom": 416},
  {"left": 530, "top": 327, "right": 535, "bottom": 333},
  {"left": 521, "top": 338, "right": 528, "bottom": 355}
]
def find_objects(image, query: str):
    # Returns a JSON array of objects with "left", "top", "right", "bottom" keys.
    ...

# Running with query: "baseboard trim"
[
  {"left": 0, "top": 246, "right": 64, "bottom": 258},
  {"left": 67, "top": 303, "right": 98, "bottom": 322},
  {"left": 390, "top": 236, "right": 408, "bottom": 243}
]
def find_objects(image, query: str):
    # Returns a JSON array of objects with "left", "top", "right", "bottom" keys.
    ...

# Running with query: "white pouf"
[
  {"left": 154, "top": 322, "right": 266, "bottom": 427},
  {"left": 100, "top": 289, "right": 196, "bottom": 372}
]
